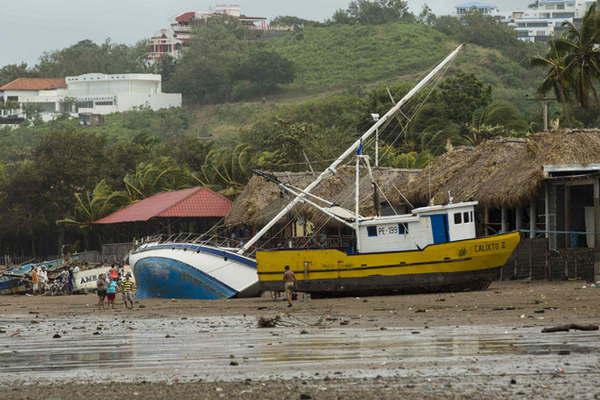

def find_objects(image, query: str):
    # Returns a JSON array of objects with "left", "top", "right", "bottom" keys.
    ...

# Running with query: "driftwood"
[{"left": 541, "top": 324, "right": 599, "bottom": 333}]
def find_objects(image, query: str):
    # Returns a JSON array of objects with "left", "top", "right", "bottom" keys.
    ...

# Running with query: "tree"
[
  {"left": 57, "top": 180, "right": 129, "bottom": 247},
  {"left": 418, "top": 4, "right": 436, "bottom": 25},
  {"left": 167, "top": 23, "right": 245, "bottom": 103},
  {"left": 345, "top": 0, "right": 415, "bottom": 24},
  {"left": 234, "top": 49, "right": 295, "bottom": 96},
  {"left": 123, "top": 157, "right": 194, "bottom": 201},
  {"left": 0, "top": 63, "right": 34, "bottom": 85},
  {"left": 271, "top": 16, "right": 322, "bottom": 27},
  {"left": 531, "top": 40, "right": 571, "bottom": 103},
  {"left": 437, "top": 72, "right": 493, "bottom": 125},
  {"left": 557, "top": 4, "right": 600, "bottom": 108},
  {"left": 35, "top": 39, "right": 146, "bottom": 77},
  {"left": 331, "top": 9, "right": 355, "bottom": 24}
]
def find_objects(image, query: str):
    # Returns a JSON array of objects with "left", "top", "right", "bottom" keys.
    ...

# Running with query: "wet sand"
[{"left": 2, "top": 281, "right": 600, "bottom": 399}]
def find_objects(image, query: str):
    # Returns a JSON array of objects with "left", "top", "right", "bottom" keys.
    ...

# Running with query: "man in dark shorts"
[
  {"left": 283, "top": 266, "right": 296, "bottom": 308},
  {"left": 96, "top": 273, "right": 108, "bottom": 309}
]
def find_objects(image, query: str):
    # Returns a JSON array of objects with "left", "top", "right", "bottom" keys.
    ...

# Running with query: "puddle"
[{"left": 1, "top": 316, "right": 599, "bottom": 384}]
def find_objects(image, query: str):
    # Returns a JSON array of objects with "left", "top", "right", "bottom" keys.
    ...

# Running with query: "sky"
[{"left": 1, "top": 0, "right": 527, "bottom": 67}]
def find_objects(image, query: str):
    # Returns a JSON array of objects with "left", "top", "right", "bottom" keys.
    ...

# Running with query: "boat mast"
[
  {"left": 237, "top": 44, "right": 463, "bottom": 255},
  {"left": 355, "top": 154, "right": 361, "bottom": 251}
]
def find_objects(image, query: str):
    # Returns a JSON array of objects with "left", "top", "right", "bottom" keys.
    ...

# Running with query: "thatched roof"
[
  {"left": 408, "top": 129, "right": 600, "bottom": 208},
  {"left": 226, "top": 167, "right": 420, "bottom": 227}
]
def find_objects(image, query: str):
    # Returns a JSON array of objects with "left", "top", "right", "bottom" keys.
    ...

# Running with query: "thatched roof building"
[
  {"left": 226, "top": 167, "right": 420, "bottom": 227},
  {"left": 408, "top": 129, "right": 600, "bottom": 208}
]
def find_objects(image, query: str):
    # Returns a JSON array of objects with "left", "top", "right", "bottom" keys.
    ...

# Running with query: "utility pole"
[
  {"left": 525, "top": 95, "right": 556, "bottom": 132},
  {"left": 543, "top": 99, "right": 549, "bottom": 132}
]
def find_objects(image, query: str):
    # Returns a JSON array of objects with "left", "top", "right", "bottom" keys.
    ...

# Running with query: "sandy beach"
[{"left": 2, "top": 281, "right": 600, "bottom": 399}]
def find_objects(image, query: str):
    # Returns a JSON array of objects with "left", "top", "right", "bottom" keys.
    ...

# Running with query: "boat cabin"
[{"left": 357, "top": 202, "right": 477, "bottom": 253}]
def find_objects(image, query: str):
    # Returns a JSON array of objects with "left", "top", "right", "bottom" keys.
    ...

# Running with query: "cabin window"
[
  {"left": 367, "top": 226, "right": 378, "bottom": 237},
  {"left": 470, "top": 211, "right": 474, "bottom": 222},
  {"left": 398, "top": 223, "right": 408, "bottom": 234},
  {"left": 454, "top": 212, "right": 462, "bottom": 224},
  {"left": 463, "top": 212, "right": 470, "bottom": 223}
]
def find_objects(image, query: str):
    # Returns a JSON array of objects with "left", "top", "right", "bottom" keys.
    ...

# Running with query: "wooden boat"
[{"left": 257, "top": 202, "right": 520, "bottom": 296}]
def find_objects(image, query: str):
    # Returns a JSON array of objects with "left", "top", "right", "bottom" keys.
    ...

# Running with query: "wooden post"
[
  {"left": 530, "top": 201, "right": 537, "bottom": 239},
  {"left": 545, "top": 183, "right": 550, "bottom": 239},
  {"left": 483, "top": 206, "right": 489, "bottom": 236},
  {"left": 594, "top": 179, "right": 600, "bottom": 249},
  {"left": 564, "top": 185, "right": 571, "bottom": 248},
  {"left": 515, "top": 207, "right": 522, "bottom": 233},
  {"left": 501, "top": 207, "right": 509, "bottom": 233}
]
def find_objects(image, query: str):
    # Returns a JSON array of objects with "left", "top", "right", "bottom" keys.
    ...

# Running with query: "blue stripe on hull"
[{"left": 133, "top": 256, "right": 238, "bottom": 300}]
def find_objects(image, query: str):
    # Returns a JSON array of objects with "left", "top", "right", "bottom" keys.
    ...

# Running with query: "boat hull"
[
  {"left": 129, "top": 243, "right": 259, "bottom": 300},
  {"left": 0, "top": 277, "right": 27, "bottom": 295},
  {"left": 257, "top": 232, "right": 520, "bottom": 296}
]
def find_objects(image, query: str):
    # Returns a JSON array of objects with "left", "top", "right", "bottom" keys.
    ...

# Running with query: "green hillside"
[
  {"left": 265, "top": 23, "right": 452, "bottom": 89},
  {"left": 188, "top": 22, "right": 540, "bottom": 138}
]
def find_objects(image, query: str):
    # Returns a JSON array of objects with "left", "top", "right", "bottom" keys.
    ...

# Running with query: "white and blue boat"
[{"left": 128, "top": 239, "right": 260, "bottom": 300}]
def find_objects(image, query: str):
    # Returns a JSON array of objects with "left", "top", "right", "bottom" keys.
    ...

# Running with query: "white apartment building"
[
  {"left": 66, "top": 73, "right": 181, "bottom": 115},
  {"left": 455, "top": 2, "right": 501, "bottom": 17},
  {"left": 0, "top": 74, "right": 182, "bottom": 124},
  {"left": 507, "top": 0, "right": 596, "bottom": 42}
]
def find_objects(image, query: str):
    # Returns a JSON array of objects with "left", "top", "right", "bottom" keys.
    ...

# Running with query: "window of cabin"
[
  {"left": 367, "top": 226, "right": 378, "bottom": 237},
  {"left": 463, "top": 212, "right": 470, "bottom": 223},
  {"left": 470, "top": 211, "right": 474, "bottom": 222},
  {"left": 398, "top": 223, "right": 408, "bottom": 235},
  {"left": 454, "top": 212, "right": 462, "bottom": 224}
]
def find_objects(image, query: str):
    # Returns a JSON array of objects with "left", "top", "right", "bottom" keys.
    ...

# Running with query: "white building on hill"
[
  {"left": 0, "top": 73, "right": 182, "bottom": 124},
  {"left": 507, "top": 0, "right": 596, "bottom": 42},
  {"left": 455, "top": 2, "right": 501, "bottom": 17}
]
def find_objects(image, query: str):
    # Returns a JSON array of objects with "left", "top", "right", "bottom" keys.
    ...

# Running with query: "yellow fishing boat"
[
  {"left": 256, "top": 169, "right": 520, "bottom": 296},
  {"left": 257, "top": 231, "right": 520, "bottom": 296}
]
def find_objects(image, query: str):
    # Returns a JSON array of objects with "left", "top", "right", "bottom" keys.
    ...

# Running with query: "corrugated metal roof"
[
  {"left": 94, "top": 187, "right": 231, "bottom": 224},
  {"left": 0, "top": 78, "right": 67, "bottom": 91}
]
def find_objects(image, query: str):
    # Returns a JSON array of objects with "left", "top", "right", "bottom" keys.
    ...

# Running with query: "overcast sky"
[{"left": 1, "top": 0, "right": 527, "bottom": 67}]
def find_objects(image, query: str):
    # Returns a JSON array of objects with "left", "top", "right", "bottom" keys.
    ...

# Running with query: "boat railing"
[{"left": 137, "top": 232, "right": 246, "bottom": 249}]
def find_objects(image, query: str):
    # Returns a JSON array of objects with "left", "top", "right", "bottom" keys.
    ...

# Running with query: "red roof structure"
[
  {"left": 175, "top": 11, "right": 196, "bottom": 24},
  {"left": 94, "top": 187, "right": 231, "bottom": 225},
  {"left": 0, "top": 78, "right": 66, "bottom": 91}
]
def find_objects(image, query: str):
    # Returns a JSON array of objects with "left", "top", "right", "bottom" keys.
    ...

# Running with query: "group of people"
[
  {"left": 96, "top": 264, "right": 136, "bottom": 310},
  {"left": 30, "top": 267, "right": 49, "bottom": 294}
]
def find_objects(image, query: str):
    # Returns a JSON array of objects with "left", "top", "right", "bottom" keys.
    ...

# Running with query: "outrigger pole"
[{"left": 237, "top": 44, "right": 464, "bottom": 255}]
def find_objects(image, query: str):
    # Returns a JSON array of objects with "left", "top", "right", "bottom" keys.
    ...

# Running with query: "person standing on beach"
[
  {"left": 109, "top": 264, "right": 119, "bottom": 281},
  {"left": 119, "top": 273, "right": 136, "bottom": 310},
  {"left": 31, "top": 268, "right": 39, "bottom": 295},
  {"left": 39, "top": 268, "right": 48, "bottom": 294},
  {"left": 283, "top": 266, "right": 296, "bottom": 308},
  {"left": 106, "top": 278, "right": 118, "bottom": 309},
  {"left": 96, "top": 273, "right": 108, "bottom": 309}
]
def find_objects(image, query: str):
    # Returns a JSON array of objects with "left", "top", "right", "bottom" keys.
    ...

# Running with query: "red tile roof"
[
  {"left": 175, "top": 11, "right": 196, "bottom": 23},
  {"left": 94, "top": 187, "right": 231, "bottom": 224},
  {"left": 0, "top": 78, "right": 66, "bottom": 91}
]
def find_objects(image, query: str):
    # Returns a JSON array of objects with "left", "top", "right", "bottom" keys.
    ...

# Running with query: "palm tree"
[
  {"left": 123, "top": 157, "right": 193, "bottom": 202},
  {"left": 531, "top": 39, "right": 571, "bottom": 103},
  {"left": 57, "top": 180, "right": 129, "bottom": 248},
  {"left": 558, "top": 3, "right": 600, "bottom": 108}
]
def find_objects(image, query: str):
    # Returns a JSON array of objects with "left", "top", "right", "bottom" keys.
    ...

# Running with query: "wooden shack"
[{"left": 407, "top": 129, "right": 600, "bottom": 282}]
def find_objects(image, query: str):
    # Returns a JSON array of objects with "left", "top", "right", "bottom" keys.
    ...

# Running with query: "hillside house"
[{"left": 0, "top": 73, "right": 182, "bottom": 124}]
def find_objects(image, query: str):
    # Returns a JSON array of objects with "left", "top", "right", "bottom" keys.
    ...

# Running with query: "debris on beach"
[{"left": 541, "top": 323, "right": 599, "bottom": 333}]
